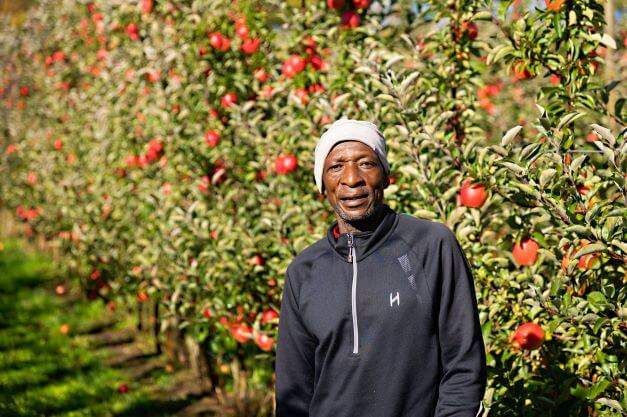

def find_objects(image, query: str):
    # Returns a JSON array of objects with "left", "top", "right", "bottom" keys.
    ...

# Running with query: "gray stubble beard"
[{"left": 334, "top": 198, "right": 383, "bottom": 223}]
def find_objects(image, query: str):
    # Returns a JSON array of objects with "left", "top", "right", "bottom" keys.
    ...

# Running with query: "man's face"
[{"left": 322, "top": 140, "right": 389, "bottom": 222}]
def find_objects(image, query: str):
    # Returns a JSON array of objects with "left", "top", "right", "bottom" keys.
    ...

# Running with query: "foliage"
[
  {"left": 0, "top": 0, "right": 625, "bottom": 415},
  {"left": 0, "top": 239, "right": 193, "bottom": 417}
]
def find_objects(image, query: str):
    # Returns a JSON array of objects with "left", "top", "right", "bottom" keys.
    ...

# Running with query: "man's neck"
[{"left": 336, "top": 204, "right": 386, "bottom": 234}]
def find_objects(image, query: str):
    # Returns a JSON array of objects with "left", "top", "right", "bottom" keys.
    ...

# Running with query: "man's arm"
[
  {"left": 275, "top": 270, "right": 316, "bottom": 417},
  {"left": 435, "top": 230, "right": 487, "bottom": 417}
]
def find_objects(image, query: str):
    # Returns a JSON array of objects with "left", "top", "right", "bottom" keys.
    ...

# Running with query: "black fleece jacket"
[{"left": 275, "top": 205, "right": 486, "bottom": 417}]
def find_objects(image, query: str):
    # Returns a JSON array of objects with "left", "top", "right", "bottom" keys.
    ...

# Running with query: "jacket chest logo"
[{"left": 390, "top": 291, "right": 400, "bottom": 307}]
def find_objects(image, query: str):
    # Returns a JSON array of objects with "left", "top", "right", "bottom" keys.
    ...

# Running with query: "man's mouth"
[{"left": 339, "top": 194, "right": 369, "bottom": 207}]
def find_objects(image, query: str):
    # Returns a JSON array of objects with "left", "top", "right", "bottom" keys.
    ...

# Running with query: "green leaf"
[
  {"left": 413, "top": 209, "right": 437, "bottom": 220},
  {"left": 589, "top": 33, "right": 617, "bottom": 49},
  {"left": 596, "top": 398, "right": 624, "bottom": 413},
  {"left": 501, "top": 125, "right": 523, "bottom": 147},
  {"left": 501, "top": 161, "right": 525, "bottom": 174},
  {"left": 615, "top": 98, "right": 625, "bottom": 119},
  {"left": 536, "top": 104, "right": 547, "bottom": 119},
  {"left": 590, "top": 124, "right": 616, "bottom": 145},
  {"left": 593, "top": 317, "right": 608, "bottom": 335},
  {"left": 565, "top": 225, "right": 589, "bottom": 235},
  {"left": 588, "top": 379, "right": 611, "bottom": 400},
  {"left": 610, "top": 239, "right": 627, "bottom": 254},
  {"left": 569, "top": 154, "right": 587, "bottom": 173},
  {"left": 587, "top": 291, "right": 607, "bottom": 307},
  {"left": 539, "top": 169, "right": 557, "bottom": 188},
  {"left": 472, "top": 11, "right": 493, "bottom": 21},
  {"left": 557, "top": 112, "right": 585, "bottom": 130},
  {"left": 377, "top": 93, "right": 396, "bottom": 102},
  {"left": 573, "top": 243, "right": 604, "bottom": 259},
  {"left": 491, "top": 145, "right": 509, "bottom": 156},
  {"left": 354, "top": 66, "right": 373, "bottom": 75},
  {"left": 399, "top": 72, "right": 421, "bottom": 94}
]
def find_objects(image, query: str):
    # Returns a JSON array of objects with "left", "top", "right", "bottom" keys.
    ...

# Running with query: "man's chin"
[{"left": 336, "top": 202, "right": 382, "bottom": 223}]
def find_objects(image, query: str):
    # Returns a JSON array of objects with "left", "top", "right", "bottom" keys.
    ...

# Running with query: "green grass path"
[{"left": 0, "top": 239, "right": 200, "bottom": 417}]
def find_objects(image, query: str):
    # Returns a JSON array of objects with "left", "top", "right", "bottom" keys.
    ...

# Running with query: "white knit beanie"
[{"left": 314, "top": 118, "right": 390, "bottom": 194}]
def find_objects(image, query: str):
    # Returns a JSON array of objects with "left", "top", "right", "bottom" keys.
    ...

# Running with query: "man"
[{"left": 275, "top": 119, "right": 486, "bottom": 417}]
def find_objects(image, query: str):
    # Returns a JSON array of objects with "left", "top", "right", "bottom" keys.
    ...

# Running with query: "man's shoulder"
[
  {"left": 286, "top": 236, "right": 329, "bottom": 277},
  {"left": 395, "top": 212, "right": 455, "bottom": 244}
]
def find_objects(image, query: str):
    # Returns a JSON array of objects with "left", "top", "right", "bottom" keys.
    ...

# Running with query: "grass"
[{"left": 0, "top": 238, "right": 199, "bottom": 417}]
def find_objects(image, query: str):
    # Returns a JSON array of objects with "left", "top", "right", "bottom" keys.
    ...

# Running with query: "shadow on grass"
[
  {"left": 114, "top": 394, "right": 207, "bottom": 417},
  {"left": 0, "top": 239, "right": 204, "bottom": 417}
]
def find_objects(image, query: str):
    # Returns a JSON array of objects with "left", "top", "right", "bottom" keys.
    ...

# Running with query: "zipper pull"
[{"left": 347, "top": 233, "right": 354, "bottom": 262}]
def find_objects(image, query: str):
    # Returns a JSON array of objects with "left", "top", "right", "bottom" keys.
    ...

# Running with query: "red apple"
[
  {"left": 288, "top": 55, "right": 306, "bottom": 72},
  {"left": 562, "top": 239, "right": 599, "bottom": 271},
  {"left": 281, "top": 62, "right": 296, "bottom": 78},
  {"left": 235, "top": 24, "right": 249, "bottom": 40},
  {"left": 234, "top": 16, "right": 246, "bottom": 26},
  {"left": 513, "top": 322, "right": 544, "bottom": 350},
  {"left": 248, "top": 254, "right": 265, "bottom": 266},
  {"left": 294, "top": 88, "right": 309, "bottom": 104},
  {"left": 221, "top": 93, "right": 237, "bottom": 108},
  {"left": 126, "top": 155, "right": 138, "bottom": 168},
  {"left": 302, "top": 36, "right": 316, "bottom": 55},
  {"left": 53, "top": 51, "right": 66, "bottom": 62},
  {"left": 512, "top": 237, "right": 539, "bottom": 266},
  {"left": 327, "top": 0, "right": 345, "bottom": 9},
  {"left": 460, "top": 179, "right": 488, "bottom": 208},
  {"left": 141, "top": 0, "right": 153, "bottom": 14},
  {"left": 148, "top": 138, "right": 162, "bottom": 153},
  {"left": 308, "top": 55, "right": 323, "bottom": 71},
  {"left": 259, "top": 85, "right": 273, "bottom": 98},
  {"left": 203, "top": 308, "right": 212, "bottom": 318},
  {"left": 137, "top": 291, "right": 149, "bottom": 303},
  {"left": 545, "top": 0, "right": 565, "bottom": 11},
  {"left": 275, "top": 154, "right": 298, "bottom": 175},
  {"left": 146, "top": 69, "right": 160, "bottom": 83},
  {"left": 208, "top": 32, "right": 223, "bottom": 49},
  {"left": 117, "top": 383, "right": 129, "bottom": 394},
  {"left": 53, "top": 139, "right": 64, "bottom": 150},
  {"left": 255, "top": 332, "right": 274, "bottom": 351},
  {"left": 218, "top": 36, "right": 231, "bottom": 52},
  {"left": 254, "top": 67, "right": 268, "bottom": 82},
  {"left": 231, "top": 324, "right": 252, "bottom": 343},
  {"left": 205, "top": 130, "right": 220, "bottom": 147},
  {"left": 261, "top": 308, "right": 279, "bottom": 324},
  {"left": 342, "top": 11, "right": 360, "bottom": 28},
  {"left": 512, "top": 61, "right": 532, "bottom": 80},
  {"left": 198, "top": 175, "right": 210, "bottom": 192},
  {"left": 125, "top": 23, "right": 139, "bottom": 41},
  {"left": 240, "top": 38, "right": 261, "bottom": 55},
  {"left": 463, "top": 21, "right": 478, "bottom": 40}
]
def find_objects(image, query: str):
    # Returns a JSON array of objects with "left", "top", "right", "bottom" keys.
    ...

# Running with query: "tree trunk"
[{"left": 185, "top": 334, "right": 212, "bottom": 393}]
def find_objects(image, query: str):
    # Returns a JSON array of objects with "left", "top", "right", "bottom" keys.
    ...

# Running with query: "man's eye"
[{"left": 329, "top": 164, "right": 341, "bottom": 171}]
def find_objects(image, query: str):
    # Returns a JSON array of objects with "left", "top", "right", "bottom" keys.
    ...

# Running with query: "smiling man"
[{"left": 275, "top": 119, "right": 486, "bottom": 417}]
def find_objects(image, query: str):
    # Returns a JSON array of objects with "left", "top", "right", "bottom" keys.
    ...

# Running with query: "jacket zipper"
[{"left": 347, "top": 233, "right": 359, "bottom": 355}]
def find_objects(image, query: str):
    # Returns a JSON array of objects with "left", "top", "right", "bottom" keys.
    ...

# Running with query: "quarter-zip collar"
[{"left": 326, "top": 204, "right": 398, "bottom": 263}]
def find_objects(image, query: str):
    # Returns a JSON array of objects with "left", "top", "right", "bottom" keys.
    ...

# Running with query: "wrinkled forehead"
[{"left": 325, "top": 140, "right": 379, "bottom": 162}]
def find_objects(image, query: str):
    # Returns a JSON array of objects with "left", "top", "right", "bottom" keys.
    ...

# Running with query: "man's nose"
[{"left": 341, "top": 163, "right": 365, "bottom": 187}]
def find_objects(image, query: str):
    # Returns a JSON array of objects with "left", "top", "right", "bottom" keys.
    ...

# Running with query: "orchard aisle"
[{"left": 0, "top": 239, "right": 216, "bottom": 417}]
